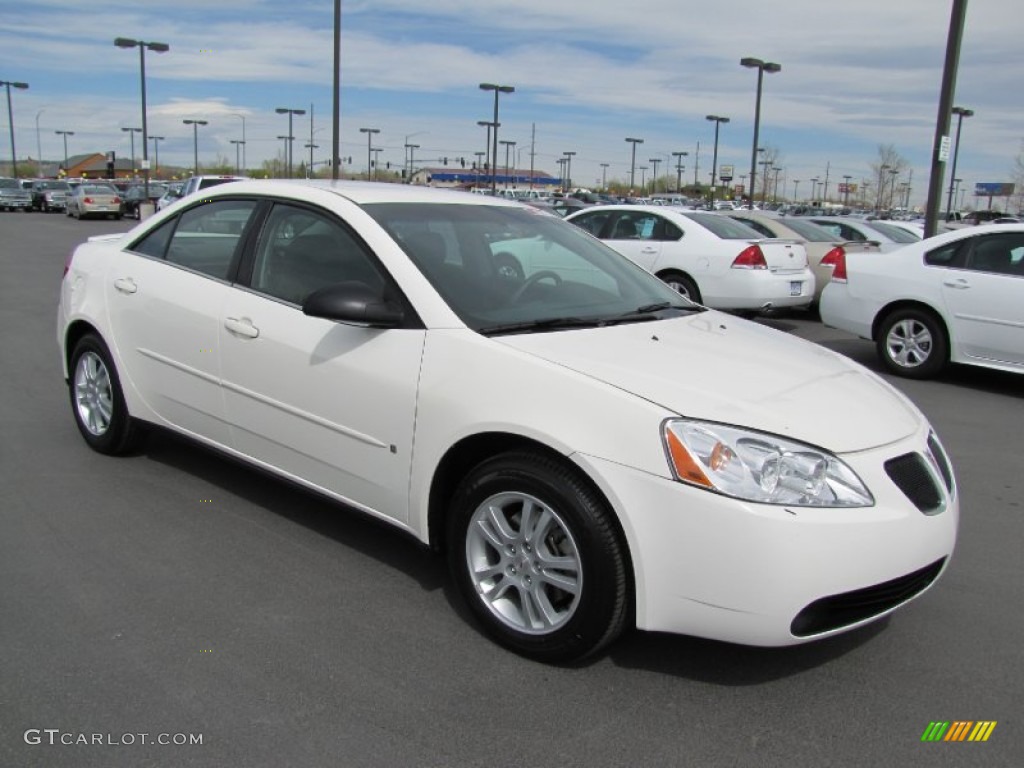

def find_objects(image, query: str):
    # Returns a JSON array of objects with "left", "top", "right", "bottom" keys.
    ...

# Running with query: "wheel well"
[
  {"left": 426, "top": 433, "right": 630, "bottom": 566},
  {"left": 656, "top": 267, "right": 695, "bottom": 283},
  {"left": 62, "top": 320, "right": 102, "bottom": 377},
  {"left": 871, "top": 300, "right": 949, "bottom": 344}
]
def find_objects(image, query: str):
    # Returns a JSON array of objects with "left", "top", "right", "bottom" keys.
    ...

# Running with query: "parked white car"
[
  {"left": 566, "top": 205, "right": 814, "bottom": 311},
  {"left": 820, "top": 223, "right": 1024, "bottom": 378},
  {"left": 59, "top": 180, "right": 956, "bottom": 662},
  {"left": 808, "top": 217, "right": 921, "bottom": 252}
]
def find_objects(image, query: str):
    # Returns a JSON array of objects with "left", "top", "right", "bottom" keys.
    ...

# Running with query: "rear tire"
[
  {"left": 447, "top": 451, "right": 630, "bottom": 663},
  {"left": 658, "top": 269, "right": 702, "bottom": 304},
  {"left": 877, "top": 308, "right": 948, "bottom": 379}
]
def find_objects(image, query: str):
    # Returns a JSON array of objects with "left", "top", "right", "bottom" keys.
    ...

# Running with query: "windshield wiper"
[
  {"left": 478, "top": 316, "right": 602, "bottom": 336},
  {"left": 601, "top": 301, "right": 705, "bottom": 325}
]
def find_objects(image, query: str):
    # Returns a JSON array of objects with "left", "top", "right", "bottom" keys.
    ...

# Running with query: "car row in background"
[
  {"left": 0, "top": 177, "right": 34, "bottom": 210},
  {"left": 820, "top": 223, "right": 1024, "bottom": 378},
  {"left": 564, "top": 205, "right": 815, "bottom": 311}
]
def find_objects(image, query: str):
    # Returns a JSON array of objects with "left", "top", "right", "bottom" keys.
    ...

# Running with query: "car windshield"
[
  {"left": 680, "top": 212, "right": 765, "bottom": 240},
  {"left": 863, "top": 221, "right": 921, "bottom": 243},
  {"left": 37, "top": 181, "right": 70, "bottom": 190},
  {"left": 363, "top": 202, "right": 700, "bottom": 334},
  {"left": 0, "top": 178, "right": 18, "bottom": 189}
]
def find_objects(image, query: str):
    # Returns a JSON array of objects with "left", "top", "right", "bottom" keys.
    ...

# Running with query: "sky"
[{"left": 2, "top": 0, "right": 1022, "bottom": 207}]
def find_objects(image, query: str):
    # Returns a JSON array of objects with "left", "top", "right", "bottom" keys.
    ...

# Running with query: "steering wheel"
[{"left": 509, "top": 270, "right": 563, "bottom": 303}]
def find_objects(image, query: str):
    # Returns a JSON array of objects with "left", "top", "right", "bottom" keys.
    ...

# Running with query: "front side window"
[
  {"left": 249, "top": 203, "right": 385, "bottom": 304},
  {"left": 965, "top": 233, "right": 1024, "bottom": 276}
]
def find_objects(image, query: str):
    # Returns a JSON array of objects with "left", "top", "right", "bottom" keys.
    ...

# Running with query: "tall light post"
[
  {"left": 55, "top": 130, "right": 74, "bottom": 175},
  {"left": 562, "top": 150, "right": 576, "bottom": 192},
  {"left": 2, "top": 79, "right": 29, "bottom": 178},
  {"left": 500, "top": 140, "right": 517, "bottom": 188},
  {"left": 792, "top": 179, "right": 800, "bottom": 202},
  {"left": 404, "top": 143, "right": 419, "bottom": 183},
  {"left": 182, "top": 119, "right": 207, "bottom": 175},
  {"left": 705, "top": 114, "right": 729, "bottom": 206},
  {"left": 230, "top": 139, "right": 244, "bottom": 176},
  {"left": 114, "top": 37, "right": 169, "bottom": 202},
  {"left": 810, "top": 177, "right": 819, "bottom": 204},
  {"left": 359, "top": 127, "right": 379, "bottom": 181},
  {"left": 231, "top": 113, "right": 246, "bottom": 174},
  {"left": 639, "top": 166, "right": 648, "bottom": 194},
  {"left": 150, "top": 135, "right": 164, "bottom": 177},
  {"left": 887, "top": 168, "right": 899, "bottom": 210},
  {"left": 121, "top": 127, "right": 141, "bottom": 178},
  {"left": 945, "top": 106, "right": 973, "bottom": 217},
  {"left": 648, "top": 157, "right": 661, "bottom": 194},
  {"left": 672, "top": 151, "right": 688, "bottom": 193},
  {"left": 35, "top": 108, "right": 45, "bottom": 177},
  {"left": 479, "top": 83, "right": 515, "bottom": 194},
  {"left": 275, "top": 107, "right": 306, "bottom": 178},
  {"left": 276, "top": 135, "right": 290, "bottom": 176},
  {"left": 600, "top": 162, "right": 610, "bottom": 190},
  {"left": 625, "top": 137, "right": 643, "bottom": 192},
  {"left": 875, "top": 164, "right": 890, "bottom": 212},
  {"left": 740, "top": 57, "right": 781, "bottom": 209},
  {"left": 772, "top": 166, "right": 782, "bottom": 203}
]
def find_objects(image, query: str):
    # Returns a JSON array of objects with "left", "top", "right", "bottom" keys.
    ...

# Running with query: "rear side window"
[
  {"left": 681, "top": 212, "right": 763, "bottom": 240},
  {"left": 924, "top": 239, "right": 969, "bottom": 269}
]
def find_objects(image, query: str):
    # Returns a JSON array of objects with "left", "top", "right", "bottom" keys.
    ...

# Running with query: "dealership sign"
[{"left": 974, "top": 182, "right": 1015, "bottom": 197}]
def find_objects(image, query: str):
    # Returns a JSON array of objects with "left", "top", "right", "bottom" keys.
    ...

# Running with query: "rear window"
[
  {"left": 863, "top": 221, "right": 920, "bottom": 243},
  {"left": 773, "top": 218, "right": 839, "bottom": 242},
  {"left": 198, "top": 178, "right": 240, "bottom": 191},
  {"left": 681, "top": 212, "right": 764, "bottom": 240}
]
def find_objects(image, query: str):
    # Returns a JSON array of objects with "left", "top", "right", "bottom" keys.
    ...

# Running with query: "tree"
[{"left": 870, "top": 144, "right": 908, "bottom": 212}]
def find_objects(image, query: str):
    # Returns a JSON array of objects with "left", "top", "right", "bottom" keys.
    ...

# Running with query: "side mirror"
[{"left": 302, "top": 281, "right": 404, "bottom": 328}]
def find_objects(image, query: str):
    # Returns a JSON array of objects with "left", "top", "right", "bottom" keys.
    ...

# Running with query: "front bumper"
[{"left": 575, "top": 425, "right": 957, "bottom": 646}]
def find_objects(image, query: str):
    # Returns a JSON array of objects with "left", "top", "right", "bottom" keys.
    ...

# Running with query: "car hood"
[{"left": 497, "top": 311, "right": 920, "bottom": 453}]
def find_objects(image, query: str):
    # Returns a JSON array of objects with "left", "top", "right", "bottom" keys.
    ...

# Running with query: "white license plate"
[{"left": 790, "top": 281, "right": 802, "bottom": 296}]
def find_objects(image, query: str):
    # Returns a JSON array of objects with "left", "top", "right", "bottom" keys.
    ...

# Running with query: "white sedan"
[
  {"left": 820, "top": 223, "right": 1024, "bottom": 378},
  {"left": 58, "top": 180, "right": 956, "bottom": 662},
  {"left": 565, "top": 205, "right": 815, "bottom": 311}
]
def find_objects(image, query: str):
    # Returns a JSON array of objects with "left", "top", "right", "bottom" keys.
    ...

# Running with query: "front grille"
[
  {"left": 791, "top": 558, "right": 946, "bottom": 637},
  {"left": 885, "top": 452, "right": 944, "bottom": 514}
]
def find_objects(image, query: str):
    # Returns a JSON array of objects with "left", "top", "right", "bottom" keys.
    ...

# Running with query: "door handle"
[
  {"left": 224, "top": 317, "right": 260, "bottom": 339},
  {"left": 942, "top": 279, "right": 970, "bottom": 290},
  {"left": 641, "top": 247, "right": 659, "bottom": 254},
  {"left": 113, "top": 277, "right": 137, "bottom": 294}
]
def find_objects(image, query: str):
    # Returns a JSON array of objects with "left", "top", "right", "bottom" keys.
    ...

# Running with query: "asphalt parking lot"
[{"left": 1, "top": 210, "right": 1021, "bottom": 767}]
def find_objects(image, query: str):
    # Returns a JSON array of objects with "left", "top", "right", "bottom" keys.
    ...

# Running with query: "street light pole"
[
  {"left": 563, "top": 150, "right": 576, "bottom": 192},
  {"left": 479, "top": 83, "right": 515, "bottom": 195},
  {"left": 945, "top": 106, "right": 973, "bottom": 218},
  {"left": 182, "top": 119, "right": 207, "bottom": 176},
  {"left": 276, "top": 107, "right": 306, "bottom": 178},
  {"left": 2, "top": 79, "right": 29, "bottom": 177},
  {"left": 121, "top": 127, "right": 141, "bottom": 178},
  {"left": 230, "top": 139, "right": 244, "bottom": 176},
  {"left": 648, "top": 157, "right": 661, "bottom": 194},
  {"left": 114, "top": 37, "right": 169, "bottom": 203},
  {"left": 150, "top": 136, "right": 163, "bottom": 177},
  {"left": 625, "top": 137, "right": 643, "bottom": 192},
  {"left": 740, "top": 57, "right": 781, "bottom": 209},
  {"left": 705, "top": 115, "right": 729, "bottom": 206},
  {"left": 359, "top": 127, "right": 379, "bottom": 180},
  {"left": 231, "top": 114, "right": 246, "bottom": 174},
  {"left": 500, "top": 140, "right": 517, "bottom": 188},
  {"left": 672, "top": 151, "right": 688, "bottom": 193},
  {"left": 600, "top": 163, "right": 610, "bottom": 190},
  {"left": 55, "top": 130, "right": 74, "bottom": 176}
]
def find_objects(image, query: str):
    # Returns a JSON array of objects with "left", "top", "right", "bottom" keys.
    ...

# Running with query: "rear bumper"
[{"left": 706, "top": 269, "right": 816, "bottom": 310}]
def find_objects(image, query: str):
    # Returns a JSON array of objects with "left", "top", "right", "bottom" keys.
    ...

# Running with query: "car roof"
[{"left": 197, "top": 178, "right": 525, "bottom": 207}]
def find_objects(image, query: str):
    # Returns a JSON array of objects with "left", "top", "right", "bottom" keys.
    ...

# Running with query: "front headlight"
[{"left": 662, "top": 419, "right": 873, "bottom": 507}]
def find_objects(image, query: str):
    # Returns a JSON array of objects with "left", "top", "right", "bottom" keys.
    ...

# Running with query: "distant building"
[{"left": 59, "top": 152, "right": 140, "bottom": 180}]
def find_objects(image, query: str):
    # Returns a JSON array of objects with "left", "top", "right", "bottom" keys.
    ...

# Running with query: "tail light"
[
  {"left": 83, "top": 197, "right": 94, "bottom": 204},
  {"left": 731, "top": 244, "right": 768, "bottom": 269},
  {"left": 113, "top": 197, "right": 121, "bottom": 204},
  {"left": 820, "top": 246, "right": 847, "bottom": 282}
]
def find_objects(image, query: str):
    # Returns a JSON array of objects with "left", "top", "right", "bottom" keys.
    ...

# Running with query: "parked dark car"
[
  {"left": 31, "top": 180, "right": 71, "bottom": 212},
  {"left": 121, "top": 184, "right": 169, "bottom": 219}
]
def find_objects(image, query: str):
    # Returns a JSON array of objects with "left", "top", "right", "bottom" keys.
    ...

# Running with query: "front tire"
[
  {"left": 877, "top": 307, "right": 948, "bottom": 379},
  {"left": 68, "top": 333, "right": 143, "bottom": 455},
  {"left": 447, "top": 451, "right": 630, "bottom": 662}
]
